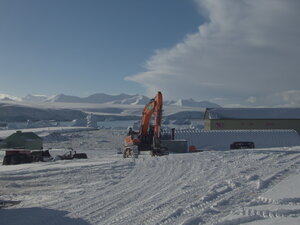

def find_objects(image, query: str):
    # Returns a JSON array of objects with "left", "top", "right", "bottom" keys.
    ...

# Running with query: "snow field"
[{"left": 0, "top": 129, "right": 300, "bottom": 225}]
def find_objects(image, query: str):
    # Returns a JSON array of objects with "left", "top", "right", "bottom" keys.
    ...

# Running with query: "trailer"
[{"left": 2, "top": 149, "right": 51, "bottom": 165}]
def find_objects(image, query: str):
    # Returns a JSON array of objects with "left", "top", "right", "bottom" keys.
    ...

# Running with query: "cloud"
[
  {"left": 125, "top": 0, "right": 300, "bottom": 107},
  {"left": 247, "top": 90, "right": 300, "bottom": 108}
]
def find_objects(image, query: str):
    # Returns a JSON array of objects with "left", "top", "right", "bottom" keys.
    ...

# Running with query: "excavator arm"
[
  {"left": 153, "top": 92, "right": 162, "bottom": 138},
  {"left": 140, "top": 91, "right": 163, "bottom": 137}
]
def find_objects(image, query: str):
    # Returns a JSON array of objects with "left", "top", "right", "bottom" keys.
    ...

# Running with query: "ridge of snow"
[
  {"left": 45, "top": 93, "right": 146, "bottom": 104},
  {"left": 112, "top": 95, "right": 150, "bottom": 105},
  {"left": 1, "top": 92, "right": 220, "bottom": 108},
  {"left": 22, "top": 94, "right": 49, "bottom": 102},
  {"left": 45, "top": 94, "right": 82, "bottom": 103},
  {"left": 0, "top": 94, "right": 22, "bottom": 102}
]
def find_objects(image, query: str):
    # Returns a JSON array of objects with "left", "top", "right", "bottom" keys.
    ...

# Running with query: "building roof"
[
  {"left": 205, "top": 108, "right": 300, "bottom": 120},
  {"left": 6, "top": 131, "right": 42, "bottom": 140}
]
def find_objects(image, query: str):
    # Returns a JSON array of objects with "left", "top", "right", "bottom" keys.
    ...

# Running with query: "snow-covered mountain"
[
  {"left": 45, "top": 93, "right": 145, "bottom": 105},
  {"left": 45, "top": 93, "right": 220, "bottom": 107},
  {"left": 22, "top": 94, "right": 49, "bottom": 102},
  {"left": 0, "top": 94, "right": 21, "bottom": 102},
  {"left": 46, "top": 94, "right": 83, "bottom": 103},
  {"left": 0, "top": 93, "right": 220, "bottom": 108},
  {"left": 86, "top": 93, "right": 133, "bottom": 104},
  {"left": 112, "top": 95, "right": 150, "bottom": 105},
  {"left": 0, "top": 92, "right": 221, "bottom": 122}
]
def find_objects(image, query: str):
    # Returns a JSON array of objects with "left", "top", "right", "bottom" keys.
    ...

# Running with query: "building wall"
[
  {"left": 204, "top": 119, "right": 211, "bottom": 130},
  {"left": 173, "top": 129, "right": 300, "bottom": 150},
  {"left": 204, "top": 119, "right": 300, "bottom": 134}
]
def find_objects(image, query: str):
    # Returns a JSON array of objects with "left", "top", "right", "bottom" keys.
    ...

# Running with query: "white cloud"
[
  {"left": 247, "top": 90, "right": 300, "bottom": 108},
  {"left": 125, "top": 0, "right": 300, "bottom": 107}
]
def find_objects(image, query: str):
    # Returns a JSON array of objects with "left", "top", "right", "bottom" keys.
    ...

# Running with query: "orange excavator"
[{"left": 123, "top": 91, "right": 168, "bottom": 158}]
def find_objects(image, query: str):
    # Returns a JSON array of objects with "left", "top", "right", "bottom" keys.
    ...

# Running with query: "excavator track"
[{"left": 123, "top": 146, "right": 139, "bottom": 159}]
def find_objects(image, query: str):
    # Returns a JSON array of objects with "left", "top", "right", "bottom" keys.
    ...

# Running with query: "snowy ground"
[{"left": 1, "top": 129, "right": 300, "bottom": 225}]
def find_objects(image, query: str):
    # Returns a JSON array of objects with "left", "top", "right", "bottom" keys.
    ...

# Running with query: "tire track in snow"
[
  {"left": 3, "top": 148, "right": 300, "bottom": 225},
  {"left": 213, "top": 152, "right": 300, "bottom": 225},
  {"left": 97, "top": 152, "right": 266, "bottom": 224},
  {"left": 54, "top": 151, "right": 300, "bottom": 225}
]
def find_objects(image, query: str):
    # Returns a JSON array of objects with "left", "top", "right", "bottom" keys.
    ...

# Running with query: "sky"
[
  {"left": 0, "top": 0, "right": 201, "bottom": 97},
  {"left": 1, "top": 0, "right": 300, "bottom": 107}
]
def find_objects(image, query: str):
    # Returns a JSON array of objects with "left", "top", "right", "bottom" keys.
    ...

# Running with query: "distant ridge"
[
  {"left": 46, "top": 94, "right": 83, "bottom": 103},
  {"left": 0, "top": 94, "right": 21, "bottom": 102},
  {"left": 22, "top": 94, "right": 49, "bottom": 102},
  {"left": 46, "top": 93, "right": 149, "bottom": 105},
  {"left": 0, "top": 93, "right": 221, "bottom": 108}
]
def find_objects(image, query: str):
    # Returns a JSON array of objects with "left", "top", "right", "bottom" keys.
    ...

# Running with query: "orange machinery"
[{"left": 123, "top": 91, "right": 168, "bottom": 158}]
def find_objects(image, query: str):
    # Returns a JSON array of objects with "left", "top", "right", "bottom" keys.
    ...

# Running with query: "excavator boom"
[
  {"left": 140, "top": 91, "right": 163, "bottom": 137},
  {"left": 154, "top": 91, "right": 162, "bottom": 138}
]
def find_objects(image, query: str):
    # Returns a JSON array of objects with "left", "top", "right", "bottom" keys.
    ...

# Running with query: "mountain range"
[{"left": 0, "top": 93, "right": 221, "bottom": 108}]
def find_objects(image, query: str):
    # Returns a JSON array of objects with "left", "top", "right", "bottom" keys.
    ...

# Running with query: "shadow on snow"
[{"left": 0, "top": 207, "right": 91, "bottom": 225}]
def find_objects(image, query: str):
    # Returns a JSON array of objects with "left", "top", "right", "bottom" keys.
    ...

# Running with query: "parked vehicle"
[
  {"left": 2, "top": 149, "right": 51, "bottom": 165},
  {"left": 230, "top": 141, "right": 255, "bottom": 150}
]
